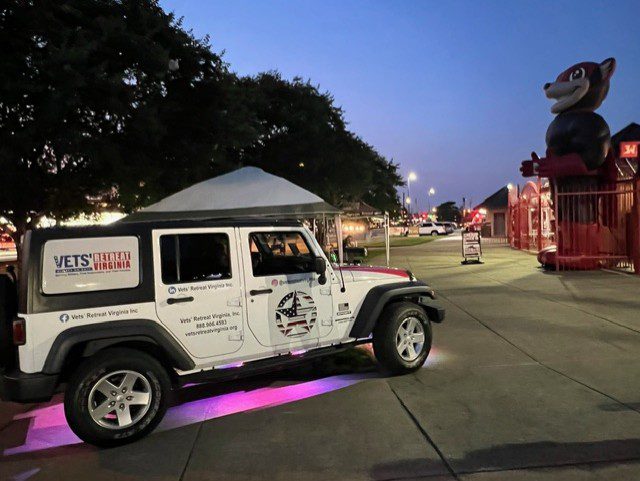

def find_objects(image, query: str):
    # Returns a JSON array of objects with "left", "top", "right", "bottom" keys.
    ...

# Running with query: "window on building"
[
  {"left": 160, "top": 233, "right": 231, "bottom": 284},
  {"left": 249, "top": 231, "right": 314, "bottom": 276}
]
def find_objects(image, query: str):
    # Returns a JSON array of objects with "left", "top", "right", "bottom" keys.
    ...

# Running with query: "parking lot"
[{"left": 2, "top": 238, "right": 640, "bottom": 480}]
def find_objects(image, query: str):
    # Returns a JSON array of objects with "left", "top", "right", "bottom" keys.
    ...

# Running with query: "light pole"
[
  {"left": 407, "top": 172, "right": 417, "bottom": 215},
  {"left": 427, "top": 187, "right": 435, "bottom": 213}
]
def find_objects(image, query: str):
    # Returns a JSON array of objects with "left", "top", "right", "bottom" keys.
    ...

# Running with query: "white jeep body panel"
[{"left": 17, "top": 225, "right": 410, "bottom": 375}]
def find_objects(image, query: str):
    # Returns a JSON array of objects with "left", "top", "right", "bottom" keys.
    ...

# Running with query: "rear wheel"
[
  {"left": 64, "top": 348, "right": 171, "bottom": 447},
  {"left": 373, "top": 302, "right": 432, "bottom": 374},
  {"left": 431, "top": 231, "right": 438, "bottom": 237}
]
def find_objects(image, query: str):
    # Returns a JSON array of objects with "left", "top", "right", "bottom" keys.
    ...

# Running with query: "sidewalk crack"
[
  {"left": 178, "top": 420, "right": 206, "bottom": 481},
  {"left": 389, "top": 383, "right": 460, "bottom": 481}
]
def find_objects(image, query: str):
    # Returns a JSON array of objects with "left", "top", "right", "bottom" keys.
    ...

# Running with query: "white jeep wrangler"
[{"left": 0, "top": 219, "right": 444, "bottom": 446}]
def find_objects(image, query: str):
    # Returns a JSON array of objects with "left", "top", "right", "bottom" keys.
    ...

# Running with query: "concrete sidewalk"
[
  {"left": 2, "top": 240, "right": 640, "bottom": 480},
  {"left": 388, "top": 239, "right": 640, "bottom": 480}
]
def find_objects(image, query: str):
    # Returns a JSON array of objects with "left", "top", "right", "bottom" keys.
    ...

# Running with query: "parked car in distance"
[
  {"left": 435, "top": 222, "right": 454, "bottom": 234},
  {"left": 442, "top": 222, "right": 458, "bottom": 231},
  {"left": 0, "top": 233, "right": 16, "bottom": 251},
  {"left": 418, "top": 222, "right": 447, "bottom": 236}
]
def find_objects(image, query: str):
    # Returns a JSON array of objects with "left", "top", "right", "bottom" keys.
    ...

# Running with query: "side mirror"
[{"left": 314, "top": 257, "right": 327, "bottom": 285}]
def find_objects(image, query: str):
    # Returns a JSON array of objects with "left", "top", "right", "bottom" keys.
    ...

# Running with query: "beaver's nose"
[{"left": 543, "top": 82, "right": 551, "bottom": 90}]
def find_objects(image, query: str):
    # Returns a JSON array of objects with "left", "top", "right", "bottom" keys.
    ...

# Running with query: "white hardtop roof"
[{"left": 122, "top": 166, "right": 340, "bottom": 222}]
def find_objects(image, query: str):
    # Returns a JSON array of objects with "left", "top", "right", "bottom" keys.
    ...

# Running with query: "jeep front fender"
[{"left": 348, "top": 281, "right": 445, "bottom": 339}]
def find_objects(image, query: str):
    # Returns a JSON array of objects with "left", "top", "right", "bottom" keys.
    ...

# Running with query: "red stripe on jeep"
[{"left": 340, "top": 266, "right": 410, "bottom": 278}]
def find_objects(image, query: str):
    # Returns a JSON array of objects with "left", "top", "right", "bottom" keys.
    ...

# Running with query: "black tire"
[
  {"left": 373, "top": 302, "right": 432, "bottom": 375},
  {"left": 64, "top": 347, "right": 171, "bottom": 447},
  {"left": 431, "top": 231, "right": 438, "bottom": 237}
]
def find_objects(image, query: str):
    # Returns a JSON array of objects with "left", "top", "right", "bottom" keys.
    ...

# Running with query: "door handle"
[
  {"left": 250, "top": 288, "right": 273, "bottom": 296},
  {"left": 167, "top": 296, "right": 194, "bottom": 305}
]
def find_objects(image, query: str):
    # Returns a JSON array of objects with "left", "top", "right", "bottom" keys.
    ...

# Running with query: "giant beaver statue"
[{"left": 520, "top": 58, "right": 617, "bottom": 269}]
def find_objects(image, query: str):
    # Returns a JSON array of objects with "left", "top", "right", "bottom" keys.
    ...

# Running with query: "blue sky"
[{"left": 161, "top": 0, "right": 640, "bottom": 209}]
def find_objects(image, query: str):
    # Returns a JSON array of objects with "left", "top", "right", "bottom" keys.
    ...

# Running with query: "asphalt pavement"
[{"left": 2, "top": 238, "right": 640, "bottom": 480}]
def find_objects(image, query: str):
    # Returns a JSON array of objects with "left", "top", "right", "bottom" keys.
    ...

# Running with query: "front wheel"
[
  {"left": 373, "top": 302, "right": 432, "bottom": 374},
  {"left": 64, "top": 347, "right": 171, "bottom": 447},
  {"left": 431, "top": 231, "right": 438, "bottom": 237}
]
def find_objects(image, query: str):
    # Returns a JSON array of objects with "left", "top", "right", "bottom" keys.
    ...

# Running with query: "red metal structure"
[
  {"left": 510, "top": 124, "right": 640, "bottom": 273},
  {"left": 508, "top": 181, "right": 553, "bottom": 252},
  {"left": 551, "top": 177, "right": 637, "bottom": 271}
]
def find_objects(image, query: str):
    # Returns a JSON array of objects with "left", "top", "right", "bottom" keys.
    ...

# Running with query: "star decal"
[{"left": 275, "top": 291, "right": 317, "bottom": 337}]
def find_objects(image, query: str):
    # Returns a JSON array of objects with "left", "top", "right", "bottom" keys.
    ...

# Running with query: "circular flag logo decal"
[{"left": 275, "top": 290, "right": 317, "bottom": 337}]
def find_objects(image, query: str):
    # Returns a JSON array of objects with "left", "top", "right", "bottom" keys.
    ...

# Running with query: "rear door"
[
  {"left": 239, "top": 227, "right": 332, "bottom": 354},
  {"left": 153, "top": 228, "right": 245, "bottom": 360}
]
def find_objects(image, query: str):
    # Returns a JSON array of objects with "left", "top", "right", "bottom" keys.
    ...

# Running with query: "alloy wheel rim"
[
  {"left": 396, "top": 316, "right": 425, "bottom": 361},
  {"left": 88, "top": 370, "right": 152, "bottom": 430}
]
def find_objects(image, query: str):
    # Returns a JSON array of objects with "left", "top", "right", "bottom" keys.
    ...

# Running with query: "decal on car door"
[{"left": 274, "top": 290, "right": 317, "bottom": 337}]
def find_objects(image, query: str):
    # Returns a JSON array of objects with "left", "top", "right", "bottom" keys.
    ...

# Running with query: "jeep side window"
[
  {"left": 160, "top": 233, "right": 231, "bottom": 284},
  {"left": 249, "top": 231, "right": 314, "bottom": 276}
]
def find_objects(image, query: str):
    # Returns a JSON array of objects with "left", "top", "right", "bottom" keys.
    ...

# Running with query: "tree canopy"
[
  {"left": 234, "top": 73, "right": 402, "bottom": 210},
  {"left": 0, "top": 0, "right": 403, "bottom": 249},
  {"left": 436, "top": 201, "right": 462, "bottom": 222}
]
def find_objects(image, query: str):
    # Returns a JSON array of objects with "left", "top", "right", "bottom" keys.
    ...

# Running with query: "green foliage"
[
  {"left": 234, "top": 73, "right": 403, "bottom": 211},
  {"left": 436, "top": 201, "right": 462, "bottom": 222},
  {"left": 0, "top": 0, "right": 232, "bottom": 228},
  {"left": 0, "top": 0, "right": 402, "bottom": 248}
]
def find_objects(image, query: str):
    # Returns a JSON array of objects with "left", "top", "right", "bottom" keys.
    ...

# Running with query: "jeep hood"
[{"left": 338, "top": 265, "right": 412, "bottom": 283}]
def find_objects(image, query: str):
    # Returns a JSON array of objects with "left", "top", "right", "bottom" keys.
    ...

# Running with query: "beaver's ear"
[{"left": 600, "top": 58, "right": 616, "bottom": 80}]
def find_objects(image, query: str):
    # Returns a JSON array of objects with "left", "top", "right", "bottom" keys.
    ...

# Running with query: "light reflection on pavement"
[{"left": 3, "top": 372, "right": 374, "bottom": 456}]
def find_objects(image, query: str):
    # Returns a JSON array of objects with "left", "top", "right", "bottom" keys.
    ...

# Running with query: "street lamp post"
[
  {"left": 407, "top": 172, "right": 417, "bottom": 216},
  {"left": 427, "top": 187, "right": 435, "bottom": 212}
]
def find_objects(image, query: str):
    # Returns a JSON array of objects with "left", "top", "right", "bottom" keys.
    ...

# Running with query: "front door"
[
  {"left": 239, "top": 227, "right": 332, "bottom": 354},
  {"left": 494, "top": 213, "right": 506, "bottom": 237},
  {"left": 153, "top": 228, "right": 245, "bottom": 360}
]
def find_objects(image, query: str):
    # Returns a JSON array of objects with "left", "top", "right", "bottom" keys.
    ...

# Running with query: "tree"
[
  {"left": 436, "top": 201, "right": 462, "bottom": 222},
  {"left": 0, "top": 0, "right": 235, "bottom": 254},
  {"left": 233, "top": 72, "right": 402, "bottom": 210},
  {"left": 0, "top": 1, "right": 402, "bottom": 261}
]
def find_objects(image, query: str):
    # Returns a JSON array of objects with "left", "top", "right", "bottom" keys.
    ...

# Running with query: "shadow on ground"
[{"left": 372, "top": 438, "right": 640, "bottom": 478}]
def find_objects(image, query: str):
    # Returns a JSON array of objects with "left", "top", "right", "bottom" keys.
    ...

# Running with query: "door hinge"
[{"left": 227, "top": 297, "right": 242, "bottom": 307}]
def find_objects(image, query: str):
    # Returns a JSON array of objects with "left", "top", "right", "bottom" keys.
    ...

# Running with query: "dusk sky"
[{"left": 161, "top": 0, "right": 640, "bottom": 209}]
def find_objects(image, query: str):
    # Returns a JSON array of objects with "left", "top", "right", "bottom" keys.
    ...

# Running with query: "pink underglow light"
[
  {"left": 3, "top": 373, "right": 372, "bottom": 456},
  {"left": 216, "top": 361, "right": 244, "bottom": 369},
  {"left": 421, "top": 346, "right": 448, "bottom": 367},
  {"left": 290, "top": 349, "right": 307, "bottom": 356},
  {"left": 4, "top": 400, "right": 82, "bottom": 455}
]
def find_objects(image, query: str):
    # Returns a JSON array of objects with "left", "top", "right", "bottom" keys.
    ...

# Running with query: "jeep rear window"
[
  {"left": 41, "top": 236, "right": 140, "bottom": 295},
  {"left": 249, "top": 231, "right": 314, "bottom": 276},
  {"left": 160, "top": 233, "right": 231, "bottom": 284}
]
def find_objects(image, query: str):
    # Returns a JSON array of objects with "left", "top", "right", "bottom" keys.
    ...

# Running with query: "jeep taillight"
[{"left": 12, "top": 318, "right": 26, "bottom": 346}]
